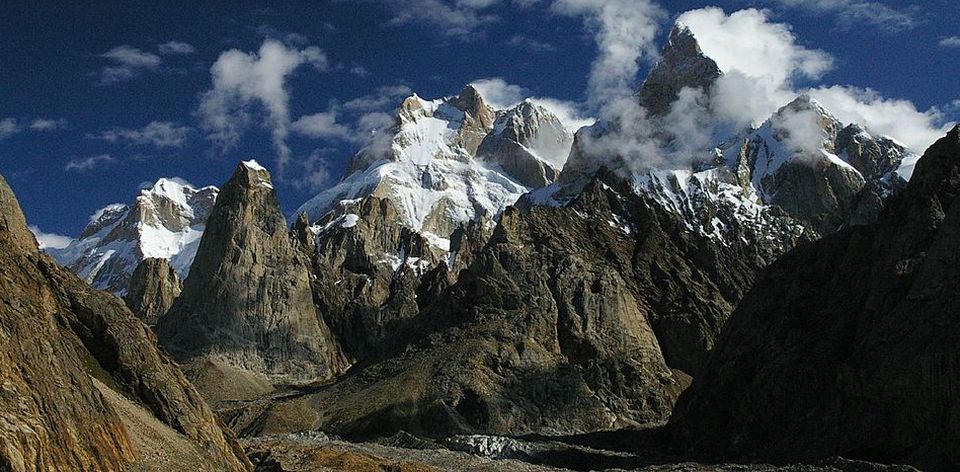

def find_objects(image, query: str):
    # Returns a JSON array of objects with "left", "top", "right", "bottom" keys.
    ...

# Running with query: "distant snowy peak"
[
  {"left": 298, "top": 85, "right": 577, "bottom": 238},
  {"left": 47, "top": 177, "right": 218, "bottom": 294},
  {"left": 724, "top": 95, "right": 912, "bottom": 197}
]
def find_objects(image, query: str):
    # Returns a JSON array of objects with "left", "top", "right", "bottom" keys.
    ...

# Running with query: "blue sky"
[{"left": 1, "top": 0, "right": 957, "bottom": 239}]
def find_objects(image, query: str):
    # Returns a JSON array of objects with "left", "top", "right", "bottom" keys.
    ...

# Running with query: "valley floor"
[{"left": 241, "top": 431, "right": 920, "bottom": 472}]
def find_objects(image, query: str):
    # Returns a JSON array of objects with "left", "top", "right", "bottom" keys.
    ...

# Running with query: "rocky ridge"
[
  {"left": 669, "top": 126, "right": 960, "bottom": 471},
  {"left": 0, "top": 172, "right": 250, "bottom": 471}
]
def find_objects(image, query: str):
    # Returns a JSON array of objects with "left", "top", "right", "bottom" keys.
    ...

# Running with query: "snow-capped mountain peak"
[
  {"left": 297, "top": 85, "right": 576, "bottom": 237},
  {"left": 46, "top": 177, "right": 219, "bottom": 294}
]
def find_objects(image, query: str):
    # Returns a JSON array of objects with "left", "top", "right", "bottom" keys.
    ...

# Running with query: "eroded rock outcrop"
[
  {"left": 124, "top": 257, "right": 181, "bottom": 325},
  {"left": 0, "top": 173, "right": 250, "bottom": 471},
  {"left": 670, "top": 126, "right": 960, "bottom": 471},
  {"left": 232, "top": 171, "right": 762, "bottom": 440},
  {"left": 159, "top": 161, "right": 348, "bottom": 385}
]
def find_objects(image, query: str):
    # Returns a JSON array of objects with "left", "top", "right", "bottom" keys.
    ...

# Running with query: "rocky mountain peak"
[
  {"left": 638, "top": 21, "right": 722, "bottom": 116},
  {"left": 670, "top": 126, "right": 960, "bottom": 471},
  {"left": 450, "top": 84, "right": 495, "bottom": 128},
  {"left": 902, "top": 124, "right": 960, "bottom": 205},
  {"left": 476, "top": 99, "right": 573, "bottom": 186},
  {"left": 158, "top": 160, "right": 348, "bottom": 384},
  {"left": 0, "top": 174, "right": 38, "bottom": 254}
]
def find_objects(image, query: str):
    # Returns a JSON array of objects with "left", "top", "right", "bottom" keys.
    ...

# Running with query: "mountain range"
[{"left": 3, "top": 21, "right": 957, "bottom": 472}]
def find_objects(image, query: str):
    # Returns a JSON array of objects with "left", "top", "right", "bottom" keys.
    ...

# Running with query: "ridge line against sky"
[{"left": 1, "top": 0, "right": 957, "bottom": 238}]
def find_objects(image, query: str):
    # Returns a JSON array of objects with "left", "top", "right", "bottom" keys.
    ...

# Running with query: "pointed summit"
[
  {"left": 638, "top": 22, "right": 722, "bottom": 116},
  {"left": 476, "top": 99, "right": 573, "bottom": 186},
  {"left": 450, "top": 84, "right": 494, "bottom": 126},
  {"left": 158, "top": 161, "right": 348, "bottom": 385}
]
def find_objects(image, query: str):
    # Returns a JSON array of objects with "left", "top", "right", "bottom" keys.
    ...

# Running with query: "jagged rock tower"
[{"left": 159, "top": 160, "right": 348, "bottom": 383}]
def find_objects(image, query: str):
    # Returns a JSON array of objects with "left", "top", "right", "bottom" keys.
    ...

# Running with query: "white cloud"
[
  {"left": 157, "top": 40, "right": 196, "bottom": 55},
  {"left": 0, "top": 118, "right": 22, "bottom": 140},
  {"left": 470, "top": 76, "right": 595, "bottom": 135},
  {"left": 28, "top": 225, "right": 73, "bottom": 250},
  {"left": 469, "top": 77, "right": 528, "bottom": 109},
  {"left": 552, "top": 0, "right": 667, "bottom": 111},
  {"left": 940, "top": 36, "right": 960, "bottom": 48},
  {"left": 807, "top": 85, "right": 953, "bottom": 152},
  {"left": 292, "top": 148, "right": 334, "bottom": 192},
  {"left": 98, "top": 45, "right": 162, "bottom": 85},
  {"left": 528, "top": 97, "right": 595, "bottom": 133},
  {"left": 679, "top": 8, "right": 833, "bottom": 89},
  {"left": 65, "top": 154, "right": 116, "bottom": 172},
  {"left": 382, "top": 0, "right": 502, "bottom": 39},
  {"left": 291, "top": 111, "right": 352, "bottom": 140},
  {"left": 29, "top": 118, "right": 68, "bottom": 131},
  {"left": 771, "top": 0, "right": 917, "bottom": 32},
  {"left": 197, "top": 39, "right": 330, "bottom": 175},
  {"left": 95, "top": 121, "right": 192, "bottom": 148},
  {"left": 673, "top": 7, "right": 834, "bottom": 129},
  {"left": 350, "top": 65, "right": 370, "bottom": 77}
]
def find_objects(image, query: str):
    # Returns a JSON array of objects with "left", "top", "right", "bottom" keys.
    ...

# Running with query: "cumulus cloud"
[
  {"left": 678, "top": 7, "right": 833, "bottom": 129},
  {"left": 770, "top": 0, "right": 917, "bottom": 32},
  {"left": 350, "top": 65, "right": 370, "bottom": 77},
  {"left": 680, "top": 8, "right": 833, "bottom": 87},
  {"left": 528, "top": 97, "right": 596, "bottom": 133},
  {"left": 0, "top": 118, "right": 22, "bottom": 140},
  {"left": 341, "top": 85, "right": 413, "bottom": 112},
  {"left": 64, "top": 154, "right": 116, "bottom": 172},
  {"left": 552, "top": 0, "right": 667, "bottom": 110},
  {"left": 198, "top": 39, "right": 330, "bottom": 175},
  {"left": 940, "top": 37, "right": 960, "bottom": 48},
  {"left": 157, "top": 40, "right": 196, "bottom": 55},
  {"left": 28, "top": 225, "right": 73, "bottom": 250},
  {"left": 94, "top": 121, "right": 192, "bottom": 148},
  {"left": 292, "top": 148, "right": 335, "bottom": 192},
  {"left": 97, "top": 45, "right": 162, "bottom": 85},
  {"left": 807, "top": 85, "right": 953, "bottom": 152}
]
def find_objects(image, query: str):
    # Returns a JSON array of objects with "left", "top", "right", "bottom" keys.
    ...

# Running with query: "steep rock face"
[
  {"left": 637, "top": 22, "right": 722, "bottom": 117},
  {"left": 234, "top": 172, "right": 763, "bottom": 439},
  {"left": 294, "top": 86, "right": 579, "bottom": 363},
  {"left": 565, "top": 25, "right": 914, "bottom": 256},
  {"left": 669, "top": 127, "right": 960, "bottom": 471},
  {"left": 477, "top": 100, "right": 573, "bottom": 187},
  {"left": 159, "top": 161, "right": 348, "bottom": 384},
  {"left": 0, "top": 174, "right": 250, "bottom": 471},
  {"left": 307, "top": 195, "right": 450, "bottom": 361},
  {"left": 48, "top": 178, "right": 218, "bottom": 294},
  {"left": 720, "top": 96, "right": 909, "bottom": 236},
  {"left": 124, "top": 257, "right": 182, "bottom": 325}
]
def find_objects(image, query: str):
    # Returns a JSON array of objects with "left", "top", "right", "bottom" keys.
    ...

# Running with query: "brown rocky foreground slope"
[
  {"left": 670, "top": 126, "right": 960, "bottom": 470},
  {"left": 0, "top": 173, "right": 250, "bottom": 471}
]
